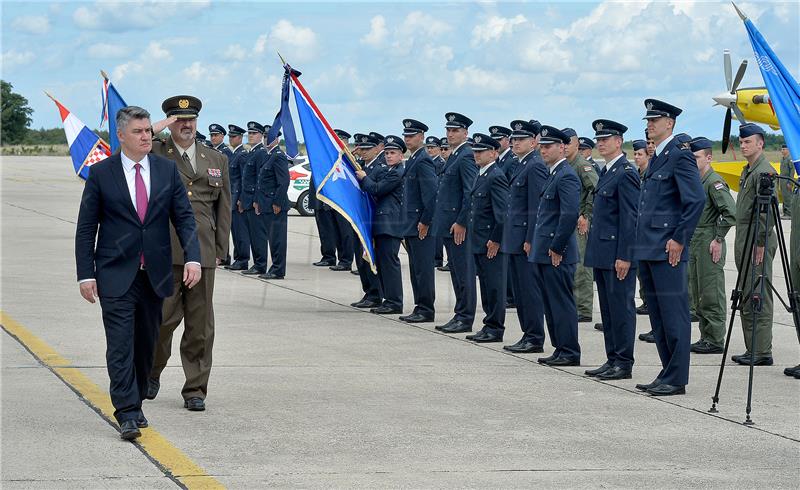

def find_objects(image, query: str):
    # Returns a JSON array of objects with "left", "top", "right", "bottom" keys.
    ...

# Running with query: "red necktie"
[{"left": 134, "top": 163, "right": 148, "bottom": 266}]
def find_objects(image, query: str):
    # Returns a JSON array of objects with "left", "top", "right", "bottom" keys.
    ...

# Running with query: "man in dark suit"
[
  {"left": 433, "top": 112, "right": 478, "bottom": 334},
  {"left": 464, "top": 133, "right": 509, "bottom": 342},
  {"left": 635, "top": 99, "right": 704, "bottom": 396},
  {"left": 502, "top": 120, "right": 548, "bottom": 353},
  {"left": 398, "top": 119, "right": 438, "bottom": 323},
  {"left": 76, "top": 106, "right": 201, "bottom": 440},
  {"left": 256, "top": 127, "right": 290, "bottom": 280},
  {"left": 356, "top": 135, "right": 406, "bottom": 314},
  {"left": 224, "top": 124, "right": 250, "bottom": 271},
  {"left": 531, "top": 126, "right": 582, "bottom": 366},
  {"left": 583, "top": 119, "right": 640, "bottom": 381}
]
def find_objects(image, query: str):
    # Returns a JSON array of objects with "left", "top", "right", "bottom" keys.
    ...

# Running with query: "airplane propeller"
[{"left": 714, "top": 50, "right": 748, "bottom": 153}]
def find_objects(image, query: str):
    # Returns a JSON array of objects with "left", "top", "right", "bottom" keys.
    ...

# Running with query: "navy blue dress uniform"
[
  {"left": 209, "top": 124, "right": 233, "bottom": 159},
  {"left": 635, "top": 99, "right": 705, "bottom": 395},
  {"left": 240, "top": 121, "right": 269, "bottom": 274},
  {"left": 433, "top": 112, "right": 478, "bottom": 333},
  {"left": 360, "top": 135, "right": 406, "bottom": 314},
  {"left": 489, "top": 126, "right": 515, "bottom": 174},
  {"left": 583, "top": 120, "right": 641, "bottom": 380},
  {"left": 256, "top": 132, "right": 290, "bottom": 279},
  {"left": 224, "top": 124, "right": 250, "bottom": 270},
  {"left": 465, "top": 134, "right": 509, "bottom": 342},
  {"left": 579, "top": 137, "right": 601, "bottom": 175},
  {"left": 530, "top": 126, "right": 582, "bottom": 366},
  {"left": 426, "top": 136, "right": 446, "bottom": 176},
  {"left": 502, "top": 120, "right": 549, "bottom": 352},
  {"left": 399, "top": 120, "right": 438, "bottom": 322},
  {"left": 350, "top": 133, "right": 384, "bottom": 307}
]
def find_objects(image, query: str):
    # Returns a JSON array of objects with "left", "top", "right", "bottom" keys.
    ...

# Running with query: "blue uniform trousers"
[
  {"left": 475, "top": 252, "right": 507, "bottom": 336},
  {"left": 509, "top": 253, "right": 545, "bottom": 345},
  {"left": 265, "top": 209, "right": 288, "bottom": 277},
  {"left": 245, "top": 209, "right": 267, "bottom": 271},
  {"left": 354, "top": 230, "right": 382, "bottom": 302},
  {"left": 595, "top": 268, "right": 637, "bottom": 369},
  {"left": 315, "top": 207, "right": 337, "bottom": 263},
  {"left": 375, "top": 235, "right": 402, "bottom": 310},
  {"left": 443, "top": 237, "right": 476, "bottom": 326},
  {"left": 406, "top": 235, "right": 436, "bottom": 317},
  {"left": 535, "top": 262, "right": 580, "bottom": 362},
  {"left": 231, "top": 209, "right": 250, "bottom": 264}
]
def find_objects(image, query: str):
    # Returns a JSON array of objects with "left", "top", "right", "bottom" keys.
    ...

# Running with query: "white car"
[{"left": 287, "top": 156, "right": 314, "bottom": 216}]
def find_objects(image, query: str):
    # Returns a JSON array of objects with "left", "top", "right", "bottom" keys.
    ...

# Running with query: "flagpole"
[
  {"left": 100, "top": 69, "right": 109, "bottom": 81},
  {"left": 731, "top": 2, "right": 747, "bottom": 21}
]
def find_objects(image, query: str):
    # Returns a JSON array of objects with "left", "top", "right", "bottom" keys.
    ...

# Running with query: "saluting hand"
[
  {"left": 615, "top": 260, "right": 631, "bottom": 281},
  {"left": 151, "top": 115, "right": 178, "bottom": 134},
  {"left": 709, "top": 240, "right": 722, "bottom": 264},
  {"left": 79, "top": 280, "right": 98, "bottom": 304},
  {"left": 548, "top": 249, "right": 562, "bottom": 267},
  {"left": 451, "top": 223, "right": 466, "bottom": 245},
  {"left": 183, "top": 263, "right": 201, "bottom": 289},
  {"left": 665, "top": 239, "right": 683, "bottom": 267},
  {"left": 487, "top": 241, "right": 499, "bottom": 259}
]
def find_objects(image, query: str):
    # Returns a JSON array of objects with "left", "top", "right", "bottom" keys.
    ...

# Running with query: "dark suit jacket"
[
  {"left": 432, "top": 142, "right": 478, "bottom": 237},
  {"left": 497, "top": 148, "right": 516, "bottom": 176},
  {"left": 240, "top": 142, "right": 266, "bottom": 210},
  {"left": 229, "top": 146, "right": 247, "bottom": 205},
  {"left": 75, "top": 153, "right": 200, "bottom": 298},
  {"left": 501, "top": 151, "right": 548, "bottom": 255},
  {"left": 530, "top": 159, "right": 580, "bottom": 265},
  {"left": 361, "top": 161, "right": 405, "bottom": 238},
  {"left": 468, "top": 163, "right": 509, "bottom": 254},
  {"left": 401, "top": 147, "right": 438, "bottom": 236},
  {"left": 583, "top": 155, "right": 640, "bottom": 270},
  {"left": 256, "top": 145, "right": 290, "bottom": 210},
  {"left": 635, "top": 137, "right": 704, "bottom": 262}
]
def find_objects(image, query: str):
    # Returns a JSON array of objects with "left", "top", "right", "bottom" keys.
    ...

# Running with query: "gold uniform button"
[
  {"left": 188, "top": 181, "right": 193, "bottom": 186},
  {"left": 188, "top": 191, "right": 193, "bottom": 196}
]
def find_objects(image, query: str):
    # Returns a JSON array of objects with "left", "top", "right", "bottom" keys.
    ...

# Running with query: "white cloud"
[
  {"left": 109, "top": 43, "right": 170, "bottom": 81},
  {"left": 471, "top": 15, "right": 527, "bottom": 46},
  {"left": 73, "top": 1, "right": 211, "bottom": 31},
  {"left": 422, "top": 45, "right": 453, "bottom": 65},
  {"left": 251, "top": 20, "right": 318, "bottom": 62},
  {"left": 453, "top": 65, "right": 510, "bottom": 93},
  {"left": 361, "top": 15, "right": 388, "bottom": 47},
  {"left": 146, "top": 42, "right": 171, "bottom": 61},
  {"left": 694, "top": 47, "right": 715, "bottom": 63},
  {"left": 88, "top": 43, "right": 130, "bottom": 59},
  {"left": 224, "top": 44, "right": 246, "bottom": 62},
  {"left": 183, "top": 61, "right": 229, "bottom": 82},
  {"left": 12, "top": 15, "right": 50, "bottom": 35},
  {"left": 519, "top": 38, "right": 575, "bottom": 73},
  {"left": 1, "top": 49, "right": 36, "bottom": 70},
  {"left": 111, "top": 60, "right": 143, "bottom": 81}
]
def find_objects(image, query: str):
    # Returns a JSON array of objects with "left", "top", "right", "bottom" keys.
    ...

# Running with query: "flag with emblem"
[
  {"left": 99, "top": 71, "right": 128, "bottom": 154},
  {"left": 47, "top": 92, "right": 111, "bottom": 180},
  {"left": 280, "top": 63, "right": 376, "bottom": 271}
]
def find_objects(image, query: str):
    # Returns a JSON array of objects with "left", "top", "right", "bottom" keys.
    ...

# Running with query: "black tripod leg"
[{"left": 771, "top": 200, "right": 800, "bottom": 341}]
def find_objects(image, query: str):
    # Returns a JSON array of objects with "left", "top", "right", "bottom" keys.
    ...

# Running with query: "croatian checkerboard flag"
[{"left": 49, "top": 94, "right": 111, "bottom": 180}]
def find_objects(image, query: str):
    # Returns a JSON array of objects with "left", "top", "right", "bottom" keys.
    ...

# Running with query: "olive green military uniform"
[
  {"left": 150, "top": 137, "right": 231, "bottom": 400},
  {"left": 790, "top": 186, "right": 800, "bottom": 291},
  {"left": 780, "top": 155, "right": 794, "bottom": 217},
  {"left": 568, "top": 154, "right": 599, "bottom": 318},
  {"left": 734, "top": 153, "right": 777, "bottom": 356},
  {"left": 688, "top": 169, "right": 736, "bottom": 347}
]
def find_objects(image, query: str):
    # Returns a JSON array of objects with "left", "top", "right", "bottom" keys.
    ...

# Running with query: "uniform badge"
[
  {"left": 448, "top": 114, "right": 456, "bottom": 122},
  {"left": 178, "top": 99, "right": 189, "bottom": 109},
  {"left": 514, "top": 122, "right": 523, "bottom": 130},
  {"left": 714, "top": 182, "right": 725, "bottom": 190},
  {"left": 208, "top": 168, "right": 222, "bottom": 178},
  {"left": 541, "top": 128, "right": 548, "bottom": 136},
  {"left": 474, "top": 135, "right": 482, "bottom": 143},
  {"left": 404, "top": 121, "right": 412, "bottom": 128},
  {"left": 583, "top": 165, "right": 593, "bottom": 172},
  {"left": 646, "top": 101, "right": 654, "bottom": 110},
  {"left": 167, "top": 148, "right": 173, "bottom": 154},
  {"left": 595, "top": 122, "right": 604, "bottom": 131}
]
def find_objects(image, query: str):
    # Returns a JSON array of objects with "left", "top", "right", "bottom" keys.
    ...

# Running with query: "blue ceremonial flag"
[
  {"left": 739, "top": 4, "right": 800, "bottom": 170},
  {"left": 286, "top": 67, "right": 376, "bottom": 271},
  {"left": 266, "top": 68, "right": 300, "bottom": 158},
  {"left": 100, "top": 75, "right": 128, "bottom": 154}
]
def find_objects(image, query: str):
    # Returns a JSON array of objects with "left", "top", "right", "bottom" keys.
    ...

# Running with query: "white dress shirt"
[
  {"left": 549, "top": 158, "right": 566, "bottom": 174},
  {"left": 120, "top": 151, "right": 151, "bottom": 212},
  {"left": 479, "top": 161, "right": 495, "bottom": 176},
  {"left": 655, "top": 134, "right": 675, "bottom": 158},
  {"left": 604, "top": 153, "right": 625, "bottom": 171}
]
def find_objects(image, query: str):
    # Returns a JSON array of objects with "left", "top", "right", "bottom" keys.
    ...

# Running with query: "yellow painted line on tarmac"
[{"left": 1, "top": 310, "right": 224, "bottom": 490}]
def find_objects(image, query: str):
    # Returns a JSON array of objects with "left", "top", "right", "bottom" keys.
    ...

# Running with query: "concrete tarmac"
[{"left": 2, "top": 157, "right": 798, "bottom": 488}]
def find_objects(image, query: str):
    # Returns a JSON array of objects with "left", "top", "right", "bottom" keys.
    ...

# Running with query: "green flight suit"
[
  {"left": 790, "top": 187, "right": 800, "bottom": 292},
  {"left": 688, "top": 169, "right": 736, "bottom": 347},
  {"left": 780, "top": 155, "right": 794, "bottom": 216},
  {"left": 734, "top": 153, "right": 777, "bottom": 356},
  {"left": 569, "top": 154, "right": 599, "bottom": 317}
]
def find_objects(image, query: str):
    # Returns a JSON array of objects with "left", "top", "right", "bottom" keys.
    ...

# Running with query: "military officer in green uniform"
[
  {"left": 732, "top": 123, "right": 776, "bottom": 366},
  {"left": 564, "top": 127, "right": 598, "bottom": 323},
  {"left": 687, "top": 137, "right": 736, "bottom": 354},
  {"left": 780, "top": 144, "right": 794, "bottom": 218}
]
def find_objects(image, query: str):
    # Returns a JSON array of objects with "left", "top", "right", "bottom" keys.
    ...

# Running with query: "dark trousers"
[
  {"left": 509, "top": 253, "right": 545, "bottom": 345},
  {"left": 231, "top": 207, "right": 250, "bottom": 264},
  {"left": 375, "top": 235, "right": 402, "bottom": 310},
  {"left": 245, "top": 208, "right": 267, "bottom": 271},
  {"left": 475, "top": 252, "right": 507, "bottom": 335},
  {"left": 506, "top": 275, "right": 515, "bottom": 305},
  {"left": 595, "top": 268, "right": 636, "bottom": 370},
  {"left": 333, "top": 211, "right": 354, "bottom": 267},
  {"left": 435, "top": 237, "right": 445, "bottom": 267},
  {"left": 638, "top": 260, "right": 691, "bottom": 386},
  {"left": 535, "top": 262, "right": 581, "bottom": 362},
  {"left": 443, "top": 237, "right": 476, "bottom": 326},
  {"left": 266, "top": 209, "right": 288, "bottom": 276},
  {"left": 99, "top": 271, "right": 163, "bottom": 423},
  {"left": 406, "top": 235, "right": 436, "bottom": 317},
  {"left": 314, "top": 207, "right": 337, "bottom": 263},
  {"left": 355, "top": 231, "right": 382, "bottom": 302}
]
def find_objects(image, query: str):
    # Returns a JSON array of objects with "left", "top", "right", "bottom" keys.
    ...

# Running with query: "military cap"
[
  {"left": 471, "top": 133, "right": 501, "bottom": 151},
  {"left": 195, "top": 131, "right": 207, "bottom": 141},
  {"left": 369, "top": 131, "right": 385, "bottom": 142},
  {"left": 383, "top": 135, "right": 407, "bottom": 153},
  {"left": 334, "top": 129, "right": 351, "bottom": 141},
  {"left": 592, "top": 119, "right": 628, "bottom": 139},
  {"left": 781, "top": 144, "right": 788, "bottom": 149},
  {"left": 528, "top": 119, "right": 542, "bottom": 135},
  {"left": 425, "top": 136, "right": 441, "bottom": 147},
  {"left": 632, "top": 139, "right": 647, "bottom": 151},
  {"left": 440, "top": 139, "right": 450, "bottom": 149},
  {"left": 444, "top": 112, "right": 473, "bottom": 129},
  {"left": 539, "top": 125, "right": 570, "bottom": 145},
  {"left": 402, "top": 119, "right": 429, "bottom": 136},
  {"left": 739, "top": 123, "right": 765, "bottom": 139},
  {"left": 489, "top": 125, "right": 512, "bottom": 140},
  {"left": 561, "top": 127, "right": 578, "bottom": 139},
  {"left": 208, "top": 124, "right": 226, "bottom": 136},
  {"left": 354, "top": 133, "right": 379, "bottom": 149},
  {"left": 228, "top": 124, "right": 246, "bottom": 136},
  {"left": 509, "top": 119, "right": 539, "bottom": 139},
  {"left": 247, "top": 121, "right": 265, "bottom": 134},
  {"left": 578, "top": 137, "right": 595, "bottom": 150},
  {"left": 467, "top": 137, "right": 475, "bottom": 146},
  {"left": 689, "top": 137, "right": 713, "bottom": 152},
  {"left": 161, "top": 95, "right": 202, "bottom": 119},
  {"left": 643, "top": 98, "right": 683, "bottom": 119},
  {"left": 674, "top": 132, "right": 692, "bottom": 146},
  {"left": 263, "top": 124, "right": 282, "bottom": 139}
]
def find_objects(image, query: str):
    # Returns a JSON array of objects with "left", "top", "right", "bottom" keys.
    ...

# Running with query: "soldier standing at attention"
[
  {"left": 731, "top": 123, "right": 777, "bottom": 367},
  {"left": 435, "top": 138, "right": 451, "bottom": 272},
  {"left": 255, "top": 127, "right": 289, "bottom": 280},
  {"left": 209, "top": 124, "right": 233, "bottom": 266},
  {"left": 240, "top": 122, "right": 269, "bottom": 276},
  {"left": 632, "top": 139, "right": 653, "bottom": 336},
  {"left": 490, "top": 124, "right": 517, "bottom": 309},
  {"left": 686, "top": 137, "right": 736, "bottom": 355},
  {"left": 223, "top": 124, "right": 250, "bottom": 271},
  {"left": 780, "top": 144, "right": 794, "bottom": 219},
  {"left": 579, "top": 137, "right": 600, "bottom": 175}
]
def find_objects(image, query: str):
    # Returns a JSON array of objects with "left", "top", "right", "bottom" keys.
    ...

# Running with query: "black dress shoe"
[
  {"left": 241, "top": 266, "right": 265, "bottom": 275},
  {"left": 145, "top": 378, "right": 160, "bottom": 400},
  {"left": 635, "top": 304, "right": 649, "bottom": 315},
  {"left": 350, "top": 269, "right": 360, "bottom": 275},
  {"left": 184, "top": 397, "right": 206, "bottom": 411},
  {"left": 597, "top": 366, "right": 632, "bottom": 380},
  {"left": 584, "top": 362, "right": 612, "bottom": 377},
  {"left": 224, "top": 261, "right": 248, "bottom": 271},
  {"left": 435, "top": 319, "right": 455, "bottom": 331},
  {"left": 690, "top": 312, "right": 700, "bottom": 322},
  {"left": 638, "top": 330, "right": 655, "bottom": 343},
  {"left": 119, "top": 420, "right": 141, "bottom": 440},
  {"left": 635, "top": 378, "right": 662, "bottom": 391},
  {"left": 329, "top": 264, "right": 351, "bottom": 271},
  {"left": 465, "top": 331, "right": 487, "bottom": 341},
  {"left": 351, "top": 299, "right": 380, "bottom": 308},
  {"left": 313, "top": 260, "right": 335, "bottom": 267},
  {"left": 505, "top": 302, "right": 517, "bottom": 309},
  {"left": 731, "top": 352, "right": 774, "bottom": 366},
  {"left": 577, "top": 315, "right": 592, "bottom": 323},
  {"left": 441, "top": 321, "right": 471, "bottom": 334},
  {"left": 537, "top": 354, "right": 557, "bottom": 364},
  {"left": 691, "top": 340, "right": 723, "bottom": 354},
  {"left": 594, "top": 323, "right": 604, "bottom": 331},
  {"left": 784, "top": 364, "right": 800, "bottom": 377},
  {"left": 370, "top": 305, "right": 402, "bottom": 315},
  {"left": 473, "top": 332, "right": 503, "bottom": 343},
  {"left": 546, "top": 357, "right": 580, "bottom": 367},
  {"left": 504, "top": 341, "right": 544, "bottom": 353},
  {"left": 646, "top": 384, "right": 686, "bottom": 396},
  {"left": 399, "top": 313, "right": 433, "bottom": 323},
  {"left": 137, "top": 415, "right": 148, "bottom": 428},
  {"left": 258, "top": 273, "right": 284, "bottom": 280},
  {"left": 218, "top": 259, "right": 231, "bottom": 266},
  {"left": 437, "top": 264, "right": 450, "bottom": 272}
]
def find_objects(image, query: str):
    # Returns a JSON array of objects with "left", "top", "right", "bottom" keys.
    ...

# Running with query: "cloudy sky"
[{"left": 3, "top": 0, "right": 798, "bottom": 142}]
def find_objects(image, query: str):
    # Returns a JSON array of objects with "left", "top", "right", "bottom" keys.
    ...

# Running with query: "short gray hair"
[{"left": 116, "top": 106, "right": 151, "bottom": 132}]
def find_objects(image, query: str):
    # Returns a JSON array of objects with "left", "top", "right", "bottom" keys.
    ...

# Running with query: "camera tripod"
[{"left": 709, "top": 174, "right": 800, "bottom": 425}]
